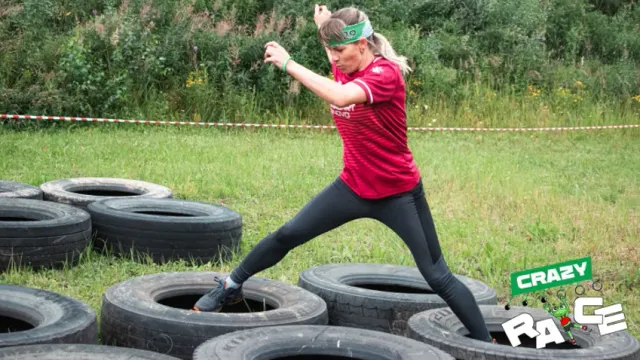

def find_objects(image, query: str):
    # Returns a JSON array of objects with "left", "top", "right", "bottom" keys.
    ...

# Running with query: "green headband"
[{"left": 328, "top": 19, "right": 374, "bottom": 47}]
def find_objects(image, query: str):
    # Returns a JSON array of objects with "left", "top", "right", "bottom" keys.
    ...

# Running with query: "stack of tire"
[
  {"left": 2, "top": 178, "right": 639, "bottom": 359},
  {"left": 0, "top": 178, "right": 242, "bottom": 270},
  {"left": 1, "top": 180, "right": 91, "bottom": 271}
]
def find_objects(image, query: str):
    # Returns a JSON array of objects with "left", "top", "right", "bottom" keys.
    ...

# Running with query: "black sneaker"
[{"left": 192, "top": 276, "right": 243, "bottom": 312}]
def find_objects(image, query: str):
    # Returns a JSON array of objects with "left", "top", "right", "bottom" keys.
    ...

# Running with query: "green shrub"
[{"left": 0, "top": 0, "right": 638, "bottom": 124}]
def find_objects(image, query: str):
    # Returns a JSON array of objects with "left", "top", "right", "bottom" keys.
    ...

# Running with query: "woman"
[{"left": 193, "top": 5, "right": 495, "bottom": 343}]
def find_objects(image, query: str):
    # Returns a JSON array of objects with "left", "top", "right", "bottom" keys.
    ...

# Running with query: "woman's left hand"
[{"left": 264, "top": 41, "right": 291, "bottom": 69}]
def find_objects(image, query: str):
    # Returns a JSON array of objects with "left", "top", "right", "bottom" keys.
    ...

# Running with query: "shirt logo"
[
  {"left": 371, "top": 66, "right": 383, "bottom": 74},
  {"left": 330, "top": 103, "right": 356, "bottom": 119}
]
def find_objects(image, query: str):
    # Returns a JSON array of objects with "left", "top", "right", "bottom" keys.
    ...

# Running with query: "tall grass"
[{"left": 1, "top": 0, "right": 639, "bottom": 127}]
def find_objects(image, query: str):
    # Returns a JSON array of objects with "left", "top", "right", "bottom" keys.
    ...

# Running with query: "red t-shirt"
[{"left": 330, "top": 56, "right": 420, "bottom": 199}]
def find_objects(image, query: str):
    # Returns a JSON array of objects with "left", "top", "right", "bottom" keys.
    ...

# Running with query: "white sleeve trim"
[{"left": 354, "top": 79, "right": 374, "bottom": 104}]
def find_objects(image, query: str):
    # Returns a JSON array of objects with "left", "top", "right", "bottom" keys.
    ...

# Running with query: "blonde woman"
[{"left": 194, "top": 4, "right": 495, "bottom": 344}]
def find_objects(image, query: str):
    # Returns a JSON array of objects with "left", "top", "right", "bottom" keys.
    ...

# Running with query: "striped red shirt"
[{"left": 330, "top": 56, "right": 420, "bottom": 199}]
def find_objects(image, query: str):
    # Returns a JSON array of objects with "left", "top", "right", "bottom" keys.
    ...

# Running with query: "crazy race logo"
[{"left": 501, "top": 256, "right": 628, "bottom": 349}]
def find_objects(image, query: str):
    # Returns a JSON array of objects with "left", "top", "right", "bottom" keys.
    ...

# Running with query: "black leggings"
[{"left": 229, "top": 177, "right": 492, "bottom": 342}]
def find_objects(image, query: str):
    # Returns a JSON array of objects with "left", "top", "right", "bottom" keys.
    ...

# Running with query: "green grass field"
[{"left": 1, "top": 124, "right": 639, "bottom": 342}]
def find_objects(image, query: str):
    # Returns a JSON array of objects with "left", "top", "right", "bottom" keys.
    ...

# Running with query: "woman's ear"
[{"left": 358, "top": 38, "right": 367, "bottom": 53}]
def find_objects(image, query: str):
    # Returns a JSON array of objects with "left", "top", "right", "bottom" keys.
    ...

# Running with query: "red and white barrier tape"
[{"left": 2, "top": 114, "right": 639, "bottom": 132}]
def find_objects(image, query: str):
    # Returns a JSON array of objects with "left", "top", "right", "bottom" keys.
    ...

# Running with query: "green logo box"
[{"left": 510, "top": 256, "right": 592, "bottom": 296}]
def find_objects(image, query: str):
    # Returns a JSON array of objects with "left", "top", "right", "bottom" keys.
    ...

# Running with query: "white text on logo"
[{"left": 500, "top": 297, "right": 627, "bottom": 349}]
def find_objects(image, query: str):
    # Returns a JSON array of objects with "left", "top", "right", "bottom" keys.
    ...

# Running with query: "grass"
[
  {"left": 0, "top": 123, "right": 639, "bottom": 343},
  {"left": 100, "top": 82, "right": 640, "bottom": 129}
]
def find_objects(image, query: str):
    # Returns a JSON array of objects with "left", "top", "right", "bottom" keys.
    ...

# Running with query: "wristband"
[{"left": 282, "top": 56, "right": 293, "bottom": 72}]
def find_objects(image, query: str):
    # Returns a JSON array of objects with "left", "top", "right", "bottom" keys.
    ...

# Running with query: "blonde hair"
[{"left": 318, "top": 7, "right": 412, "bottom": 76}]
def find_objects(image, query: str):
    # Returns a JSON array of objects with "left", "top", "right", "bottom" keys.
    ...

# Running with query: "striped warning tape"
[{"left": 2, "top": 114, "right": 639, "bottom": 132}]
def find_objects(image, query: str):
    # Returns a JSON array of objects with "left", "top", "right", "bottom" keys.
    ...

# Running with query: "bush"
[{"left": 0, "top": 0, "right": 638, "bottom": 124}]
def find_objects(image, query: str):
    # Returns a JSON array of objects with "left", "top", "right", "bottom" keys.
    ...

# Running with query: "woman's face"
[{"left": 328, "top": 39, "right": 367, "bottom": 74}]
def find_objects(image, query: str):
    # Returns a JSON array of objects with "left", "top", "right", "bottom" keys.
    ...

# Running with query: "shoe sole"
[{"left": 192, "top": 295, "right": 243, "bottom": 313}]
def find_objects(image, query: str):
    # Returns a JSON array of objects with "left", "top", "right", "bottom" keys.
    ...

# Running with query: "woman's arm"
[
  {"left": 315, "top": 5, "right": 333, "bottom": 64},
  {"left": 263, "top": 41, "right": 366, "bottom": 107},
  {"left": 285, "top": 59, "right": 366, "bottom": 107}
]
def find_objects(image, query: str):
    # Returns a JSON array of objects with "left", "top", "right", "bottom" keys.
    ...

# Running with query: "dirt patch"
[{"left": 0, "top": 5, "right": 23, "bottom": 18}]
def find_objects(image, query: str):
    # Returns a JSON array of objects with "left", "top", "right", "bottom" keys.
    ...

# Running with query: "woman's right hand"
[{"left": 314, "top": 4, "right": 331, "bottom": 28}]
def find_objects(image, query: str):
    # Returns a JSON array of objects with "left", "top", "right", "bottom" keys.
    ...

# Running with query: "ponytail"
[{"left": 369, "top": 32, "right": 412, "bottom": 76}]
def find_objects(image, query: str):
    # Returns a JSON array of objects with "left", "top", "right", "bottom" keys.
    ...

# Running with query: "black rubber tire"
[
  {"left": 40, "top": 177, "right": 173, "bottom": 210},
  {"left": 100, "top": 271, "right": 328, "bottom": 359},
  {"left": 0, "top": 198, "right": 92, "bottom": 270},
  {"left": 0, "top": 344, "right": 181, "bottom": 359},
  {"left": 87, "top": 197, "right": 242, "bottom": 264},
  {"left": 193, "top": 324, "right": 456, "bottom": 360},
  {"left": 407, "top": 305, "right": 640, "bottom": 360},
  {"left": 0, "top": 284, "right": 98, "bottom": 348},
  {"left": 0, "top": 180, "right": 43, "bottom": 200},
  {"left": 297, "top": 263, "right": 497, "bottom": 335}
]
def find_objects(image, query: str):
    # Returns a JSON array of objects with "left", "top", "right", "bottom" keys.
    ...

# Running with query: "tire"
[
  {"left": 87, "top": 198, "right": 242, "bottom": 264},
  {"left": 193, "top": 324, "right": 456, "bottom": 360},
  {"left": 0, "top": 344, "right": 181, "bottom": 359},
  {"left": 297, "top": 263, "right": 497, "bottom": 335},
  {"left": 0, "top": 284, "right": 98, "bottom": 348},
  {"left": 0, "top": 198, "right": 91, "bottom": 271},
  {"left": 0, "top": 180, "right": 43, "bottom": 200},
  {"left": 407, "top": 305, "right": 640, "bottom": 360},
  {"left": 40, "top": 177, "right": 173, "bottom": 210},
  {"left": 100, "top": 271, "right": 328, "bottom": 359}
]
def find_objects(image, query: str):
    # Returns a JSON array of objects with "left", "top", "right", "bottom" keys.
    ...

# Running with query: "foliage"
[{"left": 0, "top": 0, "right": 639, "bottom": 124}]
